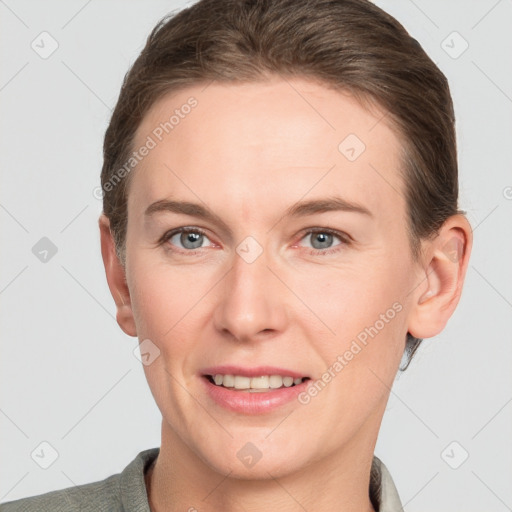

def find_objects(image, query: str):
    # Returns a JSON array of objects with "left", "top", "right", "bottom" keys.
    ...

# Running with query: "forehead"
[{"left": 129, "top": 77, "right": 405, "bottom": 223}]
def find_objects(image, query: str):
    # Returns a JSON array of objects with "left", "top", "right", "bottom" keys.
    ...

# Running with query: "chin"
[{"left": 190, "top": 431, "right": 311, "bottom": 480}]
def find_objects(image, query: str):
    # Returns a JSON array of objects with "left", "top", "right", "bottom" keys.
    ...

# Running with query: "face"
[{"left": 122, "top": 77, "right": 420, "bottom": 478}]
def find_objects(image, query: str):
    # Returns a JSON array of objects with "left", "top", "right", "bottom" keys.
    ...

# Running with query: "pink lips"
[{"left": 199, "top": 365, "right": 311, "bottom": 415}]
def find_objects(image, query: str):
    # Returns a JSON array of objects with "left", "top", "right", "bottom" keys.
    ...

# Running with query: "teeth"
[
  {"left": 210, "top": 374, "right": 305, "bottom": 391},
  {"left": 234, "top": 376, "right": 251, "bottom": 389},
  {"left": 283, "top": 376, "right": 294, "bottom": 387},
  {"left": 223, "top": 374, "right": 235, "bottom": 388},
  {"left": 252, "top": 375, "right": 270, "bottom": 388},
  {"left": 269, "top": 375, "right": 282, "bottom": 388}
]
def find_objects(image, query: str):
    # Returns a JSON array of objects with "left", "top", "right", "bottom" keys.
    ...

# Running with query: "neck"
[{"left": 146, "top": 414, "right": 382, "bottom": 512}]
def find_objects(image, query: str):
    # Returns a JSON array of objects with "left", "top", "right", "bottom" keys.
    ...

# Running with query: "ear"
[
  {"left": 98, "top": 214, "right": 137, "bottom": 337},
  {"left": 407, "top": 214, "right": 473, "bottom": 339}
]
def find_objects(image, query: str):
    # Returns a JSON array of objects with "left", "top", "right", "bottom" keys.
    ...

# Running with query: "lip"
[{"left": 200, "top": 374, "right": 311, "bottom": 415}]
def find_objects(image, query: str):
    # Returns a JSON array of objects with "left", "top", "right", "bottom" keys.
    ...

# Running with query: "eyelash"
[{"left": 159, "top": 226, "right": 351, "bottom": 256}]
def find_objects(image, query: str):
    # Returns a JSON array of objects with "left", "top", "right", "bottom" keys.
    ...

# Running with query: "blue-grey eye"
[
  {"left": 169, "top": 229, "right": 210, "bottom": 250},
  {"left": 301, "top": 230, "right": 344, "bottom": 250},
  {"left": 311, "top": 232, "right": 333, "bottom": 249}
]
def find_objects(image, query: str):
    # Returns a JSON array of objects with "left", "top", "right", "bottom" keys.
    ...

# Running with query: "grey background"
[{"left": 1, "top": 0, "right": 511, "bottom": 510}]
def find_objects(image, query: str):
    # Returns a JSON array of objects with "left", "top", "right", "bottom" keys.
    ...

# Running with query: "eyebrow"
[
  {"left": 284, "top": 196, "right": 372, "bottom": 218},
  {"left": 145, "top": 199, "right": 230, "bottom": 232},
  {"left": 144, "top": 196, "right": 372, "bottom": 226}
]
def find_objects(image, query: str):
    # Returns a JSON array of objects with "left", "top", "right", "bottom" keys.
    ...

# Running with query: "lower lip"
[{"left": 201, "top": 376, "right": 310, "bottom": 415}]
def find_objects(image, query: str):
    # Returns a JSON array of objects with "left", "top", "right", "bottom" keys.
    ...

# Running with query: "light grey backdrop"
[{"left": 1, "top": 1, "right": 511, "bottom": 510}]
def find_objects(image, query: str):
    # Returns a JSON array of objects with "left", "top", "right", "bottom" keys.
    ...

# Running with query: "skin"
[{"left": 99, "top": 77, "right": 472, "bottom": 512}]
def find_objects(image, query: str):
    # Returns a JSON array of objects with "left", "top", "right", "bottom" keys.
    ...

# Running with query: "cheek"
[
  {"left": 293, "top": 258, "right": 410, "bottom": 401},
  {"left": 295, "top": 259, "right": 408, "bottom": 338},
  {"left": 299, "top": 272, "right": 406, "bottom": 423},
  {"left": 128, "top": 257, "right": 209, "bottom": 339},
  {"left": 128, "top": 263, "right": 207, "bottom": 412}
]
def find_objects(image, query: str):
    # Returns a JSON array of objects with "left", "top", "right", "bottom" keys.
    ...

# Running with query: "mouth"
[
  {"left": 199, "top": 365, "right": 312, "bottom": 413},
  {"left": 203, "top": 374, "right": 311, "bottom": 393}
]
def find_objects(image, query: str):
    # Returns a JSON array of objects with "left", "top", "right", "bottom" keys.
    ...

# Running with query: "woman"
[{"left": 2, "top": 0, "right": 472, "bottom": 510}]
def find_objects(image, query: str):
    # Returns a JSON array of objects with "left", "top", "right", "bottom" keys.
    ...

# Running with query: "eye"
[
  {"left": 161, "top": 227, "right": 213, "bottom": 252},
  {"left": 297, "top": 228, "right": 349, "bottom": 254},
  {"left": 160, "top": 226, "right": 350, "bottom": 255}
]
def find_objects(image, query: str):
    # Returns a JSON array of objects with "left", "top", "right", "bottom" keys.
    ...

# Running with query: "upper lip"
[{"left": 201, "top": 365, "right": 309, "bottom": 379}]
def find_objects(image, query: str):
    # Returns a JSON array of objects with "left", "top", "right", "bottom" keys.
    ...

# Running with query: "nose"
[{"left": 213, "top": 241, "right": 289, "bottom": 343}]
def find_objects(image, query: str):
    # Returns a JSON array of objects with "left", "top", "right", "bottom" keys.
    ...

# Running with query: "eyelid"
[{"left": 295, "top": 227, "right": 352, "bottom": 245}]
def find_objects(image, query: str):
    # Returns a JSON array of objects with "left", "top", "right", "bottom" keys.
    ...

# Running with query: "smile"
[
  {"left": 201, "top": 374, "right": 312, "bottom": 414},
  {"left": 206, "top": 374, "right": 308, "bottom": 392}
]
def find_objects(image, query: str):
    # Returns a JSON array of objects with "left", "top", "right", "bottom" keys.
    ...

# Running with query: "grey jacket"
[{"left": 1, "top": 448, "right": 403, "bottom": 511}]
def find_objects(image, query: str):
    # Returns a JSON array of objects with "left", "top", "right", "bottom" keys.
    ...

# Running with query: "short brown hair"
[{"left": 101, "top": 0, "right": 464, "bottom": 369}]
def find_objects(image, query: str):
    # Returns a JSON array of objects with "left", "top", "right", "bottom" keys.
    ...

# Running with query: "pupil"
[
  {"left": 311, "top": 232, "right": 332, "bottom": 249},
  {"left": 182, "top": 231, "right": 203, "bottom": 249}
]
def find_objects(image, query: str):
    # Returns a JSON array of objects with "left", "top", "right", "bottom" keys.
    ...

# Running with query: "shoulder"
[
  {"left": 0, "top": 448, "right": 159, "bottom": 512},
  {"left": 0, "top": 474, "right": 122, "bottom": 512}
]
